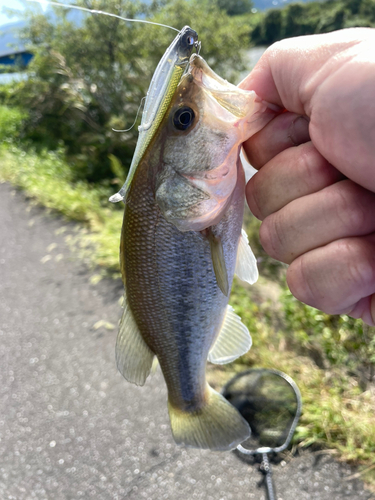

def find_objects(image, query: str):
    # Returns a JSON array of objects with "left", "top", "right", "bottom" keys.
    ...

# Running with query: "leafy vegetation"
[
  {"left": 2, "top": 0, "right": 251, "bottom": 185},
  {"left": 215, "top": 0, "right": 255, "bottom": 16},
  {"left": 251, "top": 0, "right": 375, "bottom": 45},
  {"left": 1, "top": 0, "right": 375, "bottom": 484}
]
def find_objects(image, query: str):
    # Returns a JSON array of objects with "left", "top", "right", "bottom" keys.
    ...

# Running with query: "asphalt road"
[{"left": 0, "top": 183, "right": 373, "bottom": 500}]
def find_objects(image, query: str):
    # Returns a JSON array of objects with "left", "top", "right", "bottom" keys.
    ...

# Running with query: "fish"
[
  {"left": 26, "top": 2, "right": 274, "bottom": 451},
  {"left": 113, "top": 48, "right": 275, "bottom": 451}
]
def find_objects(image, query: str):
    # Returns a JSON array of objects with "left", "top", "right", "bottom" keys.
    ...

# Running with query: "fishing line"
[
  {"left": 112, "top": 97, "right": 146, "bottom": 133},
  {"left": 26, "top": 0, "right": 180, "bottom": 32}
]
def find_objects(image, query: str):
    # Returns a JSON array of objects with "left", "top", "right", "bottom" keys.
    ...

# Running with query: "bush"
[
  {"left": 251, "top": 0, "right": 375, "bottom": 46},
  {"left": 0, "top": 104, "right": 27, "bottom": 143}
]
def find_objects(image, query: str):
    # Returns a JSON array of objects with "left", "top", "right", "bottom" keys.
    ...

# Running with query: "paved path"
[{"left": 0, "top": 183, "right": 373, "bottom": 500}]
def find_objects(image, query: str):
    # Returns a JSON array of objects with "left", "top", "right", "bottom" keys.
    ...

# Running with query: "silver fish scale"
[
  {"left": 122, "top": 160, "right": 244, "bottom": 412},
  {"left": 154, "top": 220, "right": 226, "bottom": 408}
]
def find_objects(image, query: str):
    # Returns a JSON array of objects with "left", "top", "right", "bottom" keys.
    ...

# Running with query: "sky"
[{"left": 0, "top": 0, "right": 47, "bottom": 26}]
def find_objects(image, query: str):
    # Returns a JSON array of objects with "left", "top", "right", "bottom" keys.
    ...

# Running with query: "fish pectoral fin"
[
  {"left": 208, "top": 305, "right": 252, "bottom": 364},
  {"left": 235, "top": 228, "right": 259, "bottom": 285},
  {"left": 208, "top": 231, "right": 229, "bottom": 296},
  {"left": 116, "top": 294, "right": 155, "bottom": 386}
]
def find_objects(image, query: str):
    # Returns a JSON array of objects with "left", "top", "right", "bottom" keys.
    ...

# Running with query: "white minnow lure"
[{"left": 109, "top": 26, "right": 199, "bottom": 203}]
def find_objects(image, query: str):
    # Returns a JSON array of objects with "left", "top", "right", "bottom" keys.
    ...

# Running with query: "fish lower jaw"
[
  {"left": 165, "top": 216, "right": 213, "bottom": 232},
  {"left": 164, "top": 203, "right": 230, "bottom": 232}
]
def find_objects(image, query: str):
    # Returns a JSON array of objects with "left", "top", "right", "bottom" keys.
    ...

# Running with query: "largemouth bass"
[{"left": 114, "top": 52, "right": 274, "bottom": 451}]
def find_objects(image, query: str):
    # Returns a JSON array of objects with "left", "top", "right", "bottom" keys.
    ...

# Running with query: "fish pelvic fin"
[
  {"left": 116, "top": 293, "right": 155, "bottom": 386},
  {"left": 235, "top": 228, "right": 259, "bottom": 285},
  {"left": 168, "top": 385, "right": 250, "bottom": 451},
  {"left": 208, "top": 305, "right": 252, "bottom": 365},
  {"left": 207, "top": 229, "right": 229, "bottom": 296}
]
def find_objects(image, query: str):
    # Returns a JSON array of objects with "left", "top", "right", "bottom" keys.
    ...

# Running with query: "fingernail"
[{"left": 288, "top": 115, "right": 310, "bottom": 146}]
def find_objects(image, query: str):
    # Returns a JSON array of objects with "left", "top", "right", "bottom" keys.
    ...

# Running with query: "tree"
[
  {"left": 262, "top": 9, "right": 284, "bottom": 45},
  {"left": 215, "top": 0, "right": 254, "bottom": 16}
]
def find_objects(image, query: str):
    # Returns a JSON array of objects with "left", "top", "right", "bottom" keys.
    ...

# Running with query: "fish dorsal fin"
[
  {"left": 208, "top": 231, "right": 229, "bottom": 296},
  {"left": 235, "top": 228, "right": 259, "bottom": 285},
  {"left": 208, "top": 305, "right": 252, "bottom": 364},
  {"left": 116, "top": 293, "right": 155, "bottom": 386}
]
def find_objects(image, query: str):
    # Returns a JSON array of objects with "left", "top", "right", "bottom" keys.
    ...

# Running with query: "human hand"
[{"left": 240, "top": 28, "right": 375, "bottom": 325}]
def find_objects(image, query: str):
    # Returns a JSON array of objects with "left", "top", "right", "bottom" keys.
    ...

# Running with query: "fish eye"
[{"left": 173, "top": 106, "right": 195, "bottom": 131}]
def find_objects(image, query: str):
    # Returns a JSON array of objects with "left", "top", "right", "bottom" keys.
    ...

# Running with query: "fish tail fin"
[{"left": 168, "top": 384, "right": 250, "bottom": 451}]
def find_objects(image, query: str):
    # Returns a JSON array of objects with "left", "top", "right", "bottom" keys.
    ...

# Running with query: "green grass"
[
  {"left": 0, "top": 143, "right": 123, "bottom": 274},
  {"left": 1, "top": 130, "right": 375, "bottom": 488}
]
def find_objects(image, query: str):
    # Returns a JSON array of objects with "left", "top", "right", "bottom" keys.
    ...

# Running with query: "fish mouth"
[
  {"left": 188, "top": 54, "right": 261, "bottom": 118},
  {"left": 189, "top": 53, "right": 233, "bottom": 89}
]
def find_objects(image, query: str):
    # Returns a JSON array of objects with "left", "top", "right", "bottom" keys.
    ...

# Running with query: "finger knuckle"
[
  {"left": 259, "top": 213, "right": 286, "bottom": 261},
  {"left": 336, "top": 238, "right": 375, "bottom": 289},
  {"left": 334, "top": 182, "right": 368, "bottom": 233},
  {"left": 298, "top": 145, "right": 330, "bottom": 189},
  {"left": 267, "top": 39, "right": 288, "bottom": 59}
]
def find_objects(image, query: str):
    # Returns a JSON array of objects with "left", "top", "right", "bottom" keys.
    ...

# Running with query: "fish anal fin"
[
  {"left": 235, "top": 228, "right": 259, "bottom": 285},
  {"left": 207, "top": 230, "right": 229, "bottom": 296},
  {"left": 168, "top": 384, "right": 250, "bottom": 451},
  {"left": 116, "top": 294, "right": 155, "bottom": 386},
  {"left": 208, "top": 305, "right": 252, "bottom": 364}
]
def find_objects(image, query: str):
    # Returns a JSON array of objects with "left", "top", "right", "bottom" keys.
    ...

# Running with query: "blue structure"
[
  {"left": 0, "top": 21, "right": 33, "bottom": 68},
  {"left": 0, "top": 52, "right": 33, "bottom": 66}
]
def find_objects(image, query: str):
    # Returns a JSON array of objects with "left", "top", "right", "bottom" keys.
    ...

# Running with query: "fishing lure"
[{"left": 109, "top": 25, "right": 200, "bottom": 203}]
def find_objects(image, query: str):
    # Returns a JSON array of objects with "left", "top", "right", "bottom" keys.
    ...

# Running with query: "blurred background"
[{"left": 1, "top": 0, "right": 375, "bottom": 488}]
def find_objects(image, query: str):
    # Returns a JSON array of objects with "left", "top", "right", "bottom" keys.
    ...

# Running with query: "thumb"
[
  {"left": 239, "top": 28, "right": 375, "bottom": 191},
  {"left": 238, "top": 29, "right": 369, "bottom": 114}
]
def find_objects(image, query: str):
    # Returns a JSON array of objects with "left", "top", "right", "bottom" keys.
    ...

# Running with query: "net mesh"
[{"left": 222, "top": 369, "right": 298, "bottom": 450}]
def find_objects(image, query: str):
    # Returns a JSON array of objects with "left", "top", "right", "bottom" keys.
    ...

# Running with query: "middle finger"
[{"left": 246, "top": 142, "right": 344, "bottom": 220}]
